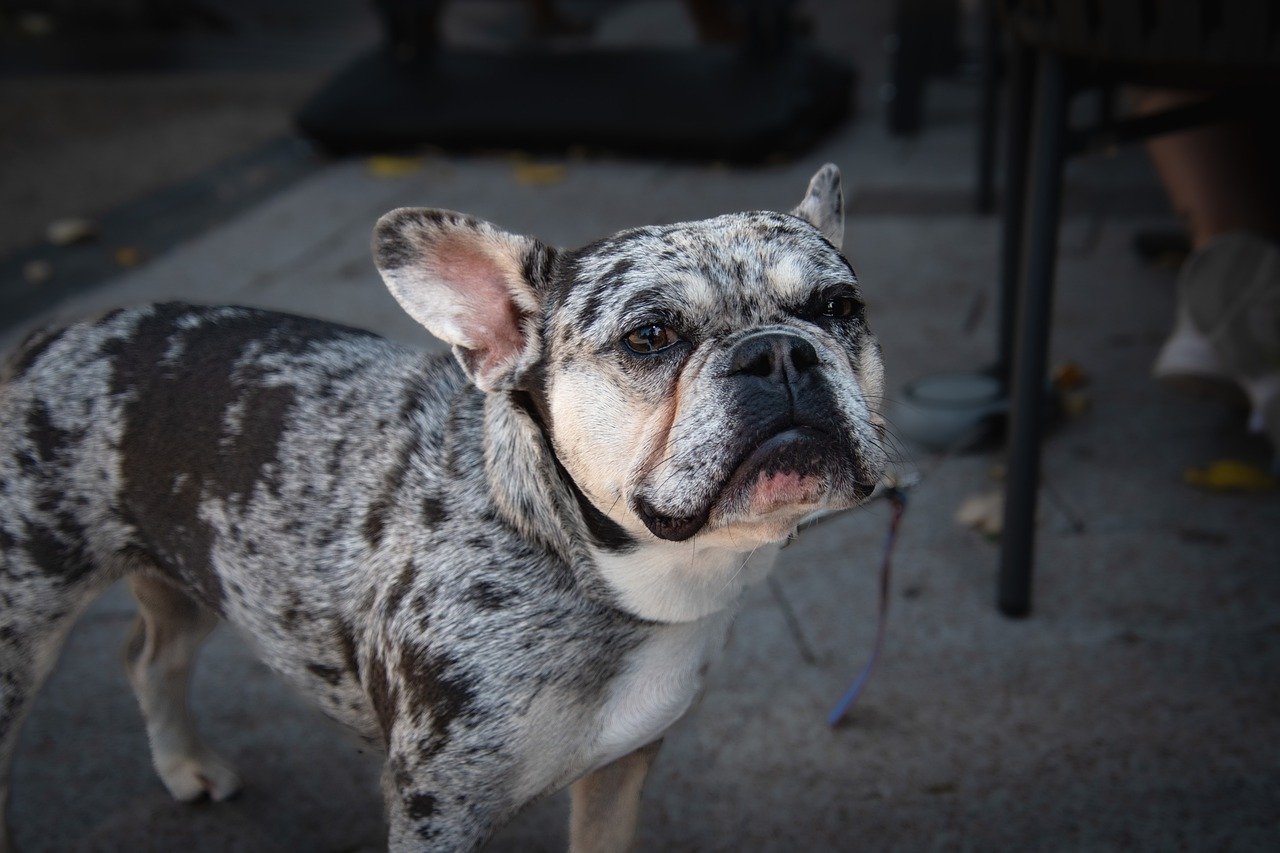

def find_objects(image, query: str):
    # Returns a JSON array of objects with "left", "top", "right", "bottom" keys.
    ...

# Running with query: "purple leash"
[{"left": 827, "top": 485, "right": 908, "bottom": 727}]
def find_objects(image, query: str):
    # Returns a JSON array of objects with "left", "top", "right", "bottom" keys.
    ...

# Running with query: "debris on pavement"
[
  {"left": 46, "top": 217, "right": 98, "bottom": 246},
  {"left": 366, "top": 155, "right": 425, "bottom": 178},
  {"left": 955, "top": 489, "right": 1004, "bottom": 538},
  {"left": 22, "top": 259, "right": 52, "bottom": 284},
  {"left": 113, "top": 246, "right": 144, "bottom": 268},
  {"left": 512, "top": 157, "right": 567, "bottom": 186},
  {"left": 1184, "top": 459, "right": 1277, "bottom": 492}
]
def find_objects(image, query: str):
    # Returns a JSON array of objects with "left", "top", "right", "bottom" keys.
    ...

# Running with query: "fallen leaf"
[
  {"left": 22, "top": 259, "right": 52, "bottom": 284},
  {"left": 367, "top": 155, "right": 425, "bottom": 178},
  {"left": 955, "top": 490, "right": 1004, "bottom": 538},
  {"left": 1061, "top": 390, "right": 1092, "bottom": 418},
  {"left": 114, "top": 246, "right": 144, "bottom": 268},
  {"left": 512, "top": 160, "right": 566, "bottom": 186},
  {"left": 1052, "top": 361, "right": 1089, "bottom": 391},
  {"left": 46, "top": 217, "right": 98, "bottom": 246},
  {"left": 1184, "top": 460, "right": 1277, "bottom": 492}
]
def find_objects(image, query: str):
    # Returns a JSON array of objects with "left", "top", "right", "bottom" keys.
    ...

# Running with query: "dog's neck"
[{"left": 484, "top": 390, "right": 776, "bottom": 623}]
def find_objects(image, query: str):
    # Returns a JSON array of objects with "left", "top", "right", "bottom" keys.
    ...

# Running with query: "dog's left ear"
[
  {"left": 373, "top": 208, "right": 554, "bottom": 392},
  {"left": 791, "top": 163, "right": 844, "bottom": 249}
]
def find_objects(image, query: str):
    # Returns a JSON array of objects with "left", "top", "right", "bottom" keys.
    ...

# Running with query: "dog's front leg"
[
  {"left": 568, "top": 741, "right": 662, "bottom": 853},
  {"left": 382, "top": 736, "right": 507, "bottom": 853}
]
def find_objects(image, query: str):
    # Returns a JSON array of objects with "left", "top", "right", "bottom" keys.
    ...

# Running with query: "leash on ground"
[{"left": 790, "top": 421, "right": 986, "bottom": 727}]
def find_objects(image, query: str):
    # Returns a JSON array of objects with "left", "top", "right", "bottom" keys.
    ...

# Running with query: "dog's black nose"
[{"left": 729, "top": 333, "right": 820, "bottom": 385}]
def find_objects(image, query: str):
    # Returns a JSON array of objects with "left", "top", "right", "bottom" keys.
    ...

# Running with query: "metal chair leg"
[
  {"left": 998, "top": 52, "right": 1068, "bottom": 617},
  {"left": 974, "top": 0, "right": 1000, "bottom": 213},
  {"left": 994, "top": 44, "right": 1035, "bottom": 388}
]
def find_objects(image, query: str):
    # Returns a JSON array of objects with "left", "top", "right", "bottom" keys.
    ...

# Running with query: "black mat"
[{"left": 296, "top": 45, "right": 854, "bottom": 161}]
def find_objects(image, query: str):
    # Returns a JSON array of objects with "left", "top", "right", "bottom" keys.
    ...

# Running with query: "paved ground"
[{"left": 4, "top": 3, "right": 1280, "bottom": 852}]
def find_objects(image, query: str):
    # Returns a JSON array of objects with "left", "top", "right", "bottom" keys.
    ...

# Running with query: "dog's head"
[{"left": 374, "top": 165, "right": 886, "bottom": 550}]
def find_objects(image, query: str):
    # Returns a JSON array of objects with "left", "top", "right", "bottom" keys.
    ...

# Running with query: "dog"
[{"left": 0, "top": 164, "right": 885, "bottom": 851}]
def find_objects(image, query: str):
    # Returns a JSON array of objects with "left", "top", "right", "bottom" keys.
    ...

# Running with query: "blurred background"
[{"left": 2, "top": 1, "right": 1278, "bottom": 850}]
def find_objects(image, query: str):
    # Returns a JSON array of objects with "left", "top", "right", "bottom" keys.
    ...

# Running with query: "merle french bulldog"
[{"left": 0, "top": 165, "right": 886, "bottom": 851}]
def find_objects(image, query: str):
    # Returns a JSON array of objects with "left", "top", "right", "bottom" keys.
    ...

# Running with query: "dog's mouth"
[{"left": 634, "top": 425, "right": 870, "bottom": 542}]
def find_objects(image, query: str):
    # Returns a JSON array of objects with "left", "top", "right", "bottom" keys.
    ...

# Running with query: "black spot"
[
  {"left": 24, "top": 516, "right": 94, "bottom": 582},
  {"left": 6, "top": 324, "right": 67, "bottom": 378},
  {"left": 406, "top": 792, "right": 437, "bottom": 821},
  {"left": 420, "top": 495, "right": 447, "bottom": 526},
  {"left": 467, "top": 580, "right": 513, "bottom": 610},
  {"left": 367, "top": 654, "right": 400, "bottom": 745},
  {"left": 384, "top": 561, "right": 415, "bottom": 618},
  {"left": 307, "top": 663, "right": 344, "bottom": 685},
  {"left": 25, "top": 402, "right": 77, "bottom": 467},
  {"left": 465, "top": 534, "right": 490, "bottom": 550},
  {"left": 398, "top": 647, "right": 476, "bottom": 746},
  {"left": 335, "top": 620, "right": 361, "bottom": 680},
  {"left": 106, "top": 304, "right": 372, "bottom": 607},
  {"left": 364, "top": 499, "right": 389, "bottom": 549}
]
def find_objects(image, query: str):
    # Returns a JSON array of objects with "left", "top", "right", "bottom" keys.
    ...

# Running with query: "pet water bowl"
[{"left": 892, "top": 370, "right": 1008, "bottom": 451}]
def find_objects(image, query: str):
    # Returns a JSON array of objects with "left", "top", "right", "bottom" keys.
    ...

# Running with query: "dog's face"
[{"left": 374, "top": 165, "right": 885, "bottom": 550}]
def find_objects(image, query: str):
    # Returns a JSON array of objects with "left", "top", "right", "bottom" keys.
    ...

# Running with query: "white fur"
[
  {"left": 587, "top": 609, "right": 734, "bottom": 772},
  {"left": 593, "top": 540, "right": 779, "bottom": 623}
]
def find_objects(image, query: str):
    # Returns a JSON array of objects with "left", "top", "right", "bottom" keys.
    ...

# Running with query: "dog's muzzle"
[{"left": 633, "top": 331, "right": 873, "bottom": 542}]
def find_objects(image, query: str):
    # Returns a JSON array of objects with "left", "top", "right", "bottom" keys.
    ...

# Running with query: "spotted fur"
[{"left": 0, "top": 165, "right": 885, "bottom": 851}]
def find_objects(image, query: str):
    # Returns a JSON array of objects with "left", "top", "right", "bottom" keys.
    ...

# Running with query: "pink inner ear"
[{"left": 436, "top": 238, "right": 525, "bottom": 378}]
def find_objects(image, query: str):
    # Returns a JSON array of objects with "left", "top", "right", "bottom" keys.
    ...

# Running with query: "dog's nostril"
[
  {"left": 789, "top": 338, "right": 819, "bottom": 371},
  {"left": 730, "top": 334, "right": 819, "bottom": 382}
]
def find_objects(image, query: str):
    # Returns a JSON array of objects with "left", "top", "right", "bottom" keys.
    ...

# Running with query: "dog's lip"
[
  {"left": 633, "top": 426, "right": 837, "bottom": 542},
  {"left": 722, "top": 425, "right": 831, "bottom": 495},
  {"left": 633, "top": 496, "right": 710, "bottom": 542}
]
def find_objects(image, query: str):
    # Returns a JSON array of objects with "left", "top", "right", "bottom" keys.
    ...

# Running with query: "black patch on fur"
[
  {"left": 106, "top": 304, "right": 374, "bottom": 607},
  {"left": 467, "top": 580, "right": 512, "bottom": 610},
  {"left": 25, "top": 402, "right": 77, "bottom": 468},
  {"left": 406, "top": 792, "right": 437, "bottom": 822},
  {"left": 24, "top": 516, "right": 93, "bottom": 582},
  {"left": 7, "top": 325, "right": 67, "bottom": 378},
  {"left": 399, "top": 647, "right": 476, "bottom": 747},
  {"left": 364, "top": 499, "right": 389, "bottom": 549},
  {"left": 307, "top": 663, "right": 344, "bottom": 685},
  {"left": 420, "top": 495, "right": 447, "bottom": 526},
  {"left": 335, "top": 620, "right": 361, "bottom": 681},
  {"left": 385, "top": 561, "right": 415, "bottom": 618},
  {"left": 367, "top": 653, "right": 400, "bottom": 746}
]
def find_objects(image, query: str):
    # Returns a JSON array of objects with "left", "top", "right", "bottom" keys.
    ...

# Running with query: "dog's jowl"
[{"left": 0, "top": 165, "right": 885, "bottom": 851}]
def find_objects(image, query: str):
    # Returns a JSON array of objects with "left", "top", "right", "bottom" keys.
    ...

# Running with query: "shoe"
[{"left": 1154, "top": 231, "right": 1280, "bottom": 451}]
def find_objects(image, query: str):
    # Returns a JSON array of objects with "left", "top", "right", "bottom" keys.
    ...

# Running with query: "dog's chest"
[{"left": 586, "top": 610, "right": 733, "bottom": 771}]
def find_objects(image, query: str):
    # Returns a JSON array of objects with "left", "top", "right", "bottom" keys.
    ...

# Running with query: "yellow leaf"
[
  {"left": 114, "top": 246, "right": 144, "bottom": 268},
  {"left": 1183, "top": 459, "right": 1277, "bottom": 492},
  {"left": 366, "top": 155, "right": 425, "bottom": 178},
  {"left": 512, "top": 161, "right": 566, "bottom": 187}
]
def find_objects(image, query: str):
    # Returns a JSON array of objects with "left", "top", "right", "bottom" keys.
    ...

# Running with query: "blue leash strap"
[{"left": 827, "top": 486, "right": 908, "bottom": 727}]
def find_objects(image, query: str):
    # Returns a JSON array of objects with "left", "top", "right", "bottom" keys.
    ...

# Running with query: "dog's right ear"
[{"left": 373, "top": 209, "right": 554, "bottom": 392}]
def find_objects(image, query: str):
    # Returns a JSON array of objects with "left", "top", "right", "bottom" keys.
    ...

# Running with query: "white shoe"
[{"left": 1155, "top": 231, "right": 1280, "bottom": 451}]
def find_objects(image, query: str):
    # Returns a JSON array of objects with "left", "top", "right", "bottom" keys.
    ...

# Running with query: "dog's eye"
[
  {"left": 623, "top": 324, "right": 681, "bottom": 354},
  {"left": 818, "top": 296, "right": 858, "bottom": 319},
  {"left": 804, "top": 291, "right": 861, "bottom": 321}
]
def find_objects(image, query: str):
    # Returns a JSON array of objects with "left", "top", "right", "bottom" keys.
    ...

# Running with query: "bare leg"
[
  {"left": 569, "top": 742, "right": 662, "bottom": 853},
  {"left": 124, "top": 573, "right": 241, "bottom": 802},
  {"left": 1138, "top": 90, "right": 1280, "bottom": 249}
]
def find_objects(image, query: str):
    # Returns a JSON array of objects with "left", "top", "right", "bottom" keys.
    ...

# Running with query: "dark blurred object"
[
  {"left": 992, "top": 0, "right": 1280, "bottom": 617},
  {"left": 883, "top": 0, "right": 961, "bottom": 135},
  {"left": 295, "top": 0, "right": 855, "bottom": 161}
]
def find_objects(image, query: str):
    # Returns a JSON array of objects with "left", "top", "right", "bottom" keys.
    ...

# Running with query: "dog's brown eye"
[
  {"left": 819, "top": 296, "right": 858, "bottom": 319},
  {"left": 624, "top": 324, "right": 680, "bottom": 354}
]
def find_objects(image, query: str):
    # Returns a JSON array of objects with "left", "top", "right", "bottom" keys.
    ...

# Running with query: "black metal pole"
[
  {"left": 994, "top": 44, "right": 1035, "bottom": 387},
  {"left": 998, "top": 52, "right": 1068, "bottom": 618},
  {"left": 974, "top": 0, "right": 1000, "bottom": 213}
]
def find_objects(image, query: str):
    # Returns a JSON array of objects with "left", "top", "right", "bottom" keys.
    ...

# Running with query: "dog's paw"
[{"left": 155, "top": 751, "right": 243, "bottom": 803}]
